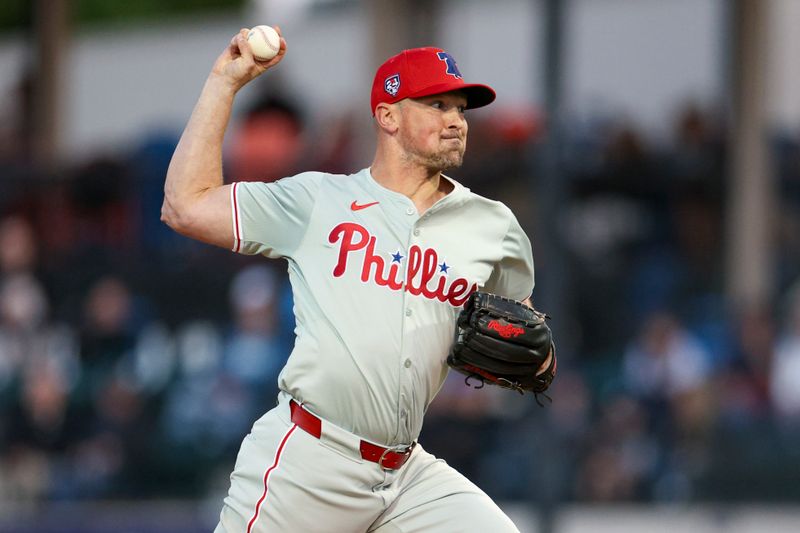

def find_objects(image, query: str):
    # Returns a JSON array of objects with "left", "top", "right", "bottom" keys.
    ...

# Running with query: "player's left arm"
[{"left": 484, "top": 212, "right": 553, "bottom": 376}]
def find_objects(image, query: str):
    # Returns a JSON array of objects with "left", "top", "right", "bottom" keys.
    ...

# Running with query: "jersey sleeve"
[
  {"left": 230, "top": 172, "right": 322, "bottom": 258},
  {"left": 482, "top": 211, "right": 535, "bottom": 301}
]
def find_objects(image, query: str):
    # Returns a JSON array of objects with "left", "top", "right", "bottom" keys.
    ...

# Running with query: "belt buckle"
[{"left": 378, "top": 442, "right": 415, "bottom": 471}]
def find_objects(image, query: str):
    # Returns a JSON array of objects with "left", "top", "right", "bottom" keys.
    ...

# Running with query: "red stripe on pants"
[{"left": 246, "top": 424, "right": 298, "bottom": 533}]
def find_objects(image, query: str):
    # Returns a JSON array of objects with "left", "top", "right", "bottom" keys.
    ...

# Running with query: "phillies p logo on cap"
[
  {"left": 436, "top": 51, "right": 463, "bottom": 79},
  {"left": 384, "top": 74, "right": 401, "bottom": 97}
]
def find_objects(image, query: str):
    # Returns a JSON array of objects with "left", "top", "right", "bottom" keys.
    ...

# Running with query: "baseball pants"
[{"left": 214, "top": 392, "right": 519, "bottom": 532}]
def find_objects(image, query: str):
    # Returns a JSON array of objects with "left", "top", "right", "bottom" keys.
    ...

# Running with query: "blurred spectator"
[
  {"left": 31, "top": 158, "right": 136, "bottom": 262},
  {"left": 0, "top": 216, "right": 38, "bottom": 276},
  {"left": 668, "top": 103, "right": 725, "bottom": 187},
  {"left": 310, "top": 112, "right": 359, "bottom": 175},
  {"left": 623, "top": 311, "right": 712, "bottom": 401},
  {"left": 223, "top": 264, "right": 287, "bottom": 395},
  {"left": 160, "top": 321, "right": 226, "bottom": 454},
  {"left": 0, "top": 273, "right": 80, "bottom": 501},
  {"left": 575, "top": 395, "right": 655, "bottom": 502},
  {"left": 0, "top": 70, "right": 33, "bottom": 165},
  {"left": 422, "top": 370, "right": 506, "bottom": 489},
  {"left": 79, "top": 276, "right": 136, "bottom": 362},
  {"left": 621, "top": 311, "right": 718, "bottom": 501},
  {"left": 0, "top": 274, "right": 78, "bottom": 397},
  {"left": 73, "top": 276, "right": 139, "bottom": 412},
  {"left": 70, "top": 372, "right": 148, "bottom": 498},
  {"left": 158, "top": 319, "right": 256, "bottom": 488},
  {"left": 717, "top": 307, "right": 775, "bottom": 426},
  {"left": 0, "top": 274, "right": 48, "bottom": 336},
  {"left": 226, "top": 95, "right": 305, "bottom": 182},
  {"left": 158, "top": 264, "right": 293, "bottom": 465}
]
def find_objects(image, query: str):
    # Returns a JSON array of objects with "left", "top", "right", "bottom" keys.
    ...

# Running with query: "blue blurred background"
[{"left": 1, "top": 1, "right": 800, "bottom": 532}]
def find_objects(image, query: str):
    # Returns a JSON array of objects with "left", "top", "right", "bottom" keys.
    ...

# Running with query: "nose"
[{"left": 445, "top": 108, "right": 466, "bottom": 130}]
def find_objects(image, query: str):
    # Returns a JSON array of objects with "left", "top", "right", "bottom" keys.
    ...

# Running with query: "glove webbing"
[{"left": 460, "top": 358, "right": 554, "bottom": 407}]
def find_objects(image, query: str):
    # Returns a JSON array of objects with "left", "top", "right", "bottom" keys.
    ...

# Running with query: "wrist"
[{"left": 205, "top": 73, "right": 240, "bottom": 97}]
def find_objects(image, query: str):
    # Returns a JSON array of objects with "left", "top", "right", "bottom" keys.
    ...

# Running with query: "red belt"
[{"left": 289, "top": 400, "right": 415, "bottom": 470}]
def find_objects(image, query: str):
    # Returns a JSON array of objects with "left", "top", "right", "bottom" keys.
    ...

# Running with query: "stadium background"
[{"left": 1, "top": 0, "right": 800, "bottom": 531}]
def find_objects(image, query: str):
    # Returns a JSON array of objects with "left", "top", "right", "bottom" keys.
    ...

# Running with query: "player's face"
[{"left": 396, "top": 91, "right": 469, "bottom": 171}]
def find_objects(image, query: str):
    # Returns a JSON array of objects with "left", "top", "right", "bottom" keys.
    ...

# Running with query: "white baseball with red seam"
[{"left": 247, "top": 25, "right": 280, "bottom": 61}]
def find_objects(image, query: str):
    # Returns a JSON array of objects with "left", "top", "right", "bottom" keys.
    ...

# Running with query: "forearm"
[
  {"left": 163, "top": 75, "right": 236, "bottom": 223},
  {"left": 160, "top": 26, "right": 285, "bottom": 245}
]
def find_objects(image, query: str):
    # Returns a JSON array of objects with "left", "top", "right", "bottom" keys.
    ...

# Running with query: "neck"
[{"left": 370, "top": 151, "right": 453, "bottom": 212}]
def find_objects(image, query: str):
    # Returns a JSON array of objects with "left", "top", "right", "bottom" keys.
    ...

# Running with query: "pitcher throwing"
[{"left": 162, "top": 26, "right": 555, "bottom": 532}]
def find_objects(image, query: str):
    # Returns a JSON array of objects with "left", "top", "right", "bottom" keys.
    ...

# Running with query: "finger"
[
  {"left": 229, "top": 29, "right": 246, "bottom": 56},
  {"left": 236, "top": 32, "right": 255, "bottom": 63},
  {"left": 271, "top": 26, "right": 286, "bottom": 54},
  {"left": 232, "top": 28, "right": 249, "bottom": 46}
]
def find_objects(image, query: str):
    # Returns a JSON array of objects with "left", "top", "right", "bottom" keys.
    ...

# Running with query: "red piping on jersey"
[
  {"left": 232, "top": 182, "right": 242, "bottom": 253},
  {"left": 246, "top": 424, "right": 297, "bottom": 533}
]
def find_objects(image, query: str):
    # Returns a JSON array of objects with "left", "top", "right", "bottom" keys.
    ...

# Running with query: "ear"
[{"left": 374, "top": 102, "right": 400, "bottom": 134}]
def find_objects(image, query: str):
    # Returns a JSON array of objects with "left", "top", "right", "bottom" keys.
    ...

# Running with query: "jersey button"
[
  {"left": 404, "top": 359, "right": 412, "bottom": 368},
  {"left": 413, "top": 229, "right": 420, "bottom": 236},
  {"left": 406, "top": 207, "right": 415, "bottom": 215},
  {"left": 405, "top": 308, "right": 412, "bottom": 317}
]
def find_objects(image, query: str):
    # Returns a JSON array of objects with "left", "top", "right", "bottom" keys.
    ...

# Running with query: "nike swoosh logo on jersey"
[{"left": 350, "top": 200, "right": 380, "bottom": 211}]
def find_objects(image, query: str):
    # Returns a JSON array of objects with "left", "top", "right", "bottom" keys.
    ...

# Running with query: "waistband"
[{"left": 285, "top": 397, "right": 416, "bottom": 470}]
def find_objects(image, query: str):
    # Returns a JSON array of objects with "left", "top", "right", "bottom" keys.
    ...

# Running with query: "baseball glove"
[{"left": 447, "top": 291, "right": 556, "bottom": 398}]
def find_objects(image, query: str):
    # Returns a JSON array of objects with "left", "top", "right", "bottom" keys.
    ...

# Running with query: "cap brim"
[
  {"left": 461, "top": 84, "right": 497, "bottom": 109},
  {"left": 405, "top": 82, "right": 496, "bottom": 110}
]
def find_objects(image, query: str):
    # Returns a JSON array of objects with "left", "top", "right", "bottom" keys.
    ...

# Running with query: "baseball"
[{"left": 247, "top": 25, "right": 281, "bottom": 61}]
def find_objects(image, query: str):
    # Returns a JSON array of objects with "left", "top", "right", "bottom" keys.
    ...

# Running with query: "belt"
[{"left": 289, "top": 400, "right": 416, "bottom": 470}]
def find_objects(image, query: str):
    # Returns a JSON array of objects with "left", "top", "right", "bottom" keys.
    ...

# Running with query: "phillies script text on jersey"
[
  {"left": 328, "top": 222, "right": 478, "bottom": 307},
  {"left": 487, "top": 320, "right": 525, "bottom": 339}
]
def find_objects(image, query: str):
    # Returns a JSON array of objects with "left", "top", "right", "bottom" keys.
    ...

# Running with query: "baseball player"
[{"left": 162, "top": 27, "right": 553, "bottom": 532}]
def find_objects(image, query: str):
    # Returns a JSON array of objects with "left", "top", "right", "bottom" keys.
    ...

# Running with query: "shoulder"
[
  {"left": 282, "top": 169, "right": 364, "bottom": 189},
  {"left": 449, "top": 178, "right": 518, "bottom": 224},
  {"left": 467, "top": 191, "right": 515, "bottom": 217},
  {"left": 236, "top": 170, "right": 350, "bottom": 193},
  {"left": 443, "top": 175, "right": 512, "bottom": 210},
  {"left": 275, "top": 170, "right": 330, "bottom": 187}
]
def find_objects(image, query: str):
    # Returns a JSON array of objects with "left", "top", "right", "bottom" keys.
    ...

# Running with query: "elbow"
[{"left": 160, "top": 194, "right": 189, "bottom": 234}]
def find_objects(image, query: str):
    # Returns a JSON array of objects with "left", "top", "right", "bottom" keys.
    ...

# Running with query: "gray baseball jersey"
[
  {"left": 216, "top": 167, "right": 533, "bottom": 532},
  {"left": 230, "top": 167, "right": 534, "bottom": 446}
]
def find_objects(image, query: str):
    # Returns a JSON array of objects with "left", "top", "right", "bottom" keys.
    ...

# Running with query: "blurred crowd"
[{"left": 1, "top": 92, "right": 800, "bottom": 506}]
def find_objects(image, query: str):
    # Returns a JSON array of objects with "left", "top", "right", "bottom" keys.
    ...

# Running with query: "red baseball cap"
[{"left": 370, "top": 47, "right": 496, "bottom": 115}]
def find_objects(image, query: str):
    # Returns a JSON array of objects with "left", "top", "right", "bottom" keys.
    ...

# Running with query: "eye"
[{"left": 427, "top": 100, "right": 467, "bottom": 113}]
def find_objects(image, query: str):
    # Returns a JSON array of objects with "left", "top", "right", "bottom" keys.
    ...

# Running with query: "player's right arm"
[{"left": 161, "top": 28, "right": 286, "bottom": 248}]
